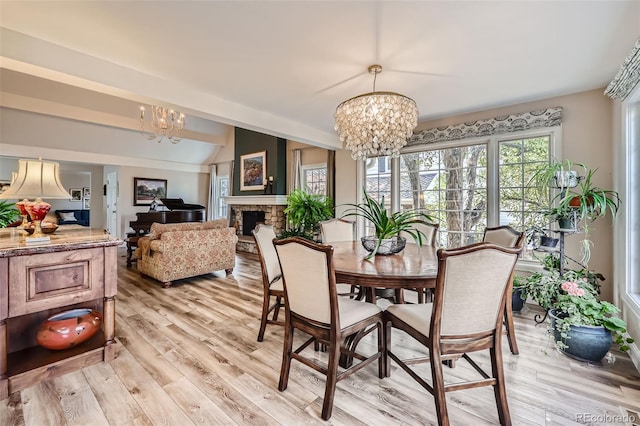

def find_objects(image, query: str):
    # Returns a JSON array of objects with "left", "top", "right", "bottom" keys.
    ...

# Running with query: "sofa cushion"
[
  {"left": 59, "top": 212, "right": 77, "bottom": 222},
  {"left": 149, "top": 219, "right": 228, "bottom": 237}
]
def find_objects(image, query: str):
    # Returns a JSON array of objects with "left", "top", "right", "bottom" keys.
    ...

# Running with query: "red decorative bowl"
[{"left": 36, "top": 308, "right": 102, "bottom": 350}]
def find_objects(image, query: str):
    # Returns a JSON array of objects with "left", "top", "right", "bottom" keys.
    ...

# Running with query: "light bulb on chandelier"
[
  {"left": 334, "top": 65, "right": 418, "bottom": 160},
  {"left": 139, "top": 105, "right": 186, "bottom": 144}
]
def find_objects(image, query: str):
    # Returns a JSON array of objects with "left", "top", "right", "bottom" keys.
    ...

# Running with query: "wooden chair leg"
[
  {"left": 376, "top": 322, "right": 384, "bottom": 379},
  {"left": 321, "top": 341, "right": 341, "bottom": 420},
  {"left": 278, "top": 322, "right": 294, "bottom": 392},
  {"left": 417, "top": 288, "right": 425, "bottom": 303},
  {"left": 504, "top": 297, "right": 519, "bottom": 355},
  {"left": 430, "top": 350, "right": 450, "bottom": 426},
  {"left": 257, "top": 295, "right": 271, "bottom": 342},
  {"left": 384, "top": 321, "right": 392, "bottom": 377},
  {"left": 491, "top": 346, "right": 512, "bottom": 425}
]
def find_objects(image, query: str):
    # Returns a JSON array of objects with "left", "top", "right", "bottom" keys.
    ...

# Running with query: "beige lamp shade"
[{"left": 0, "top": 159, "right": 70, "bottom": 199}]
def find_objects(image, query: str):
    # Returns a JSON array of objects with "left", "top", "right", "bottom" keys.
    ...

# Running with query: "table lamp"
[{"left": 0, "top": 159, "right": 70, "bottom": 242}]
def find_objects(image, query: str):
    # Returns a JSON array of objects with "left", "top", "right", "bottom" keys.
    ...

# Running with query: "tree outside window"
[{"left": 366, "top": 133, "right": 552, "bottom": 256}]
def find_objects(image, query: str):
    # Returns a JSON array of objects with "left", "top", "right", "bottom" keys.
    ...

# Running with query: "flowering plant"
[{"left": 524, "top": 269, "right": 634, "bottom": 352}]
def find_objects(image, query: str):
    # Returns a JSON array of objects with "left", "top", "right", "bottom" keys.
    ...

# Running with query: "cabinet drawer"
[{"left": 9, "top": 248, "right": 105, "bottom": 317}]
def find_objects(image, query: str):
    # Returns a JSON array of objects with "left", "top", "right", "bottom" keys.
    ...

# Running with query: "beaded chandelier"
[{"left": 334, "top": 65, "right": 418, "bottom": 160}]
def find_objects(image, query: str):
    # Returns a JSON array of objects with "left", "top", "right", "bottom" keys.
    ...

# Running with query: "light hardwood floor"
[{"left": 2, "top": 249, "right": 639, "bottom": 425}]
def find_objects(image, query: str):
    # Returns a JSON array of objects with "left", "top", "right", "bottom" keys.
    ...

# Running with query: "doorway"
[{"left": 106, "top": 171, "right": 118, "bottom": 237}]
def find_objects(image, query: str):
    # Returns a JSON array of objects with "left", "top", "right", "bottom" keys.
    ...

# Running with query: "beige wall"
[
  {"left": 118, "top": 167, "right": 209, "bottom": 239},
  {"left": 335, "top": 88, "right": 617, "bottom": 300}
]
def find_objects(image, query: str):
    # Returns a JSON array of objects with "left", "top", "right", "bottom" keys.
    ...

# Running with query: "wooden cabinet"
[{"left": 0, "top": 227, "right": 120, "bottom": 399}]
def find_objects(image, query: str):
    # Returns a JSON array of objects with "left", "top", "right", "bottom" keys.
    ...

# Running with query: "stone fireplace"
[{"left": 225, "top": 195, "right": 288, "bottom": 253}]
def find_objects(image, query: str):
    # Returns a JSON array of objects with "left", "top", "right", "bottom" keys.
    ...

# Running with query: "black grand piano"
[{"left": 126, "top": 198, "right": 206, "bottom": 266}]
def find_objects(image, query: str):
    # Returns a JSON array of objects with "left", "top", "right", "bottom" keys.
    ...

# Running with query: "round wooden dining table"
[{"left": 330, "top": 241, "right": 439, "bottom": 304}]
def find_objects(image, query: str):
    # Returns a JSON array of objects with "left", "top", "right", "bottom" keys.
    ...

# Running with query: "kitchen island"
[{"left": 0, "top": 226, "right": 121, "bottom": 399}]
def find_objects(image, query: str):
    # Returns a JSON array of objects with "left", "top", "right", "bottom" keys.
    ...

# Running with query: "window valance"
[
  {"left": 605, "top": 39, "right": 640, "bottom": 101},
  {"left": 407, "top": 107, "right": 563, "bottom": 146}
]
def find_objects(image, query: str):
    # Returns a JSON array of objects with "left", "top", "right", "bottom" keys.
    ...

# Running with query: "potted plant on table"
[
  {"left": 522, "top": 268, "right": 633, "bottom": 362},
  {"left": 341, "top": 189, "right": 434, "bottom": 259}
]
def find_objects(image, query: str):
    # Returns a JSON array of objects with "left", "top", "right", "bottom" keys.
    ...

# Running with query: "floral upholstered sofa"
[{"left": 136, "top": 219, "right": 238, "bottom": 288}]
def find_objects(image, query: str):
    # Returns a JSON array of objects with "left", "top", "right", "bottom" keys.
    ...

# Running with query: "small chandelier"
[
  {"left": 334, "top": 64, "right": 418, "bottom": 160},
  {"left": 139, "top": 105, "right": 186, "bottom": 144}
]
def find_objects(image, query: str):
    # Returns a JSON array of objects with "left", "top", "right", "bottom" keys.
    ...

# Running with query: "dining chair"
[
  {"left": 384, "top": 242, "right": 521, "bottom": 426},
  {"left": 400, "top": 222, "right": 440, "bottom": 303},
  {"left": 400, "top": 222, "right": 439, "bottom": 303},
  {"left": 319, "top": 218, "right": 355, "bottom": 242},
  {"left": 400, "top": 221, "right": 439, "bottom": 247},
  {"left": 483, "top": 225, "right": 525, "bottom": 355},
  {"left": 273, "top": 237, "right": 384, "bottom": 420},
  {"left": 252, "top": 224, "right": 285, "bottom": 342},
  {"left": 319, "top": 218, "right": 361, "bottom": 299}
]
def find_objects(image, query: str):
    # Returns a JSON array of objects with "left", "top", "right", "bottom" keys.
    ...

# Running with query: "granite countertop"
[{"left": 0, "top": 225, "right": 122, "bottom": 257}]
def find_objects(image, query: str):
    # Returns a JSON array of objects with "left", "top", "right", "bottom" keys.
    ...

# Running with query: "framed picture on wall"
[
  {"left": 0, "top": 180, "right": 11, "bottom": 195},
  {"left": 134, "top": 177, "right": 167, "bottom": 206},
  {"left": 240, "top": 151, "right": 266, "bottom": 191},
  {"left": 83, "top": 187, "right": 91, "bottom": 198},
  {"left": 69, "top": 188, "right": 82, "bottom": 201},
  {"left": 83, "top": 198, "right": 91, "bottom": 209}
]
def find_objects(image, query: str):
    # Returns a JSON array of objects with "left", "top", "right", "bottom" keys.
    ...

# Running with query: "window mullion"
[
  {"left": 487, "top": 138, "right": 499, "bottom": 227},
  {"left": 391, "top": 157, "right": 400, "bottom": 212}
]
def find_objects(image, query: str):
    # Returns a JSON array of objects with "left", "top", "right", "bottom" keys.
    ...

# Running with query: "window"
[
  {"left": 216, "top": 176, "right": 229, "bottom": 219},
  {"left": 364, "top": 157, "right": 392, "bottom": 236},
  {"left": 366, "top": 129, "right": 558, "bottom": 259},
  {"left": 399, "top": 144, "right": 487, "bottom": 248},
  {"left": 498, "top": 136, "right": 550, "bottom": 238},
  {"left": 302, "top": 164, "right": 327, "bottom": 195}
]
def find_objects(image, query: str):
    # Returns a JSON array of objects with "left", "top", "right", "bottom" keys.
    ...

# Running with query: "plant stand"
[{"left": 533, "top": 210, "right": 581, "bottom": 324}]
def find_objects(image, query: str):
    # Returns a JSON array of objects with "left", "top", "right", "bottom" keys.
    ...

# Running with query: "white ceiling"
[{"left": 1, "top": 1, "right": 639, "bottom": 154}]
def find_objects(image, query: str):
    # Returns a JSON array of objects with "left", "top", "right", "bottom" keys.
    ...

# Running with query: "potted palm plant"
[{"left": 341, "top": 189, "right": 434, "bottom": 259}]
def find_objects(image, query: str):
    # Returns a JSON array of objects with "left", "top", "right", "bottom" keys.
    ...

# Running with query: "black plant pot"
[
  {"left": 557, "top": 217, "right": 574, "bottom": 230},
  {"left": 512, "top": 288, "right": 525, "bottom": 312},
  {"left": 540, "top": 236, "right": 559, "bottom": 248},
  {"left": 549, "top": 310, "right": 612, "bottom": 363}
]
